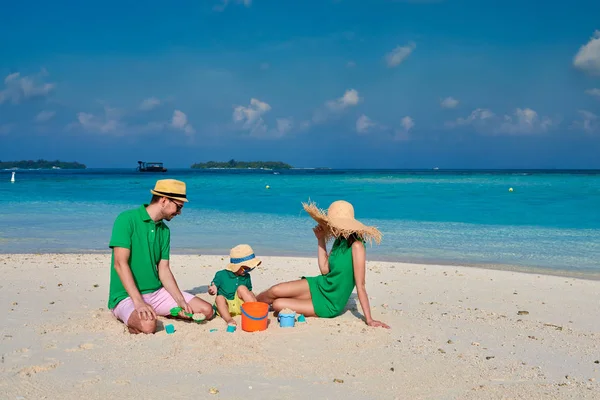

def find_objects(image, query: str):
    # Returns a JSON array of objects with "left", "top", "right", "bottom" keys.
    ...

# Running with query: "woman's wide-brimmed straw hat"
[
  {"left": 150, "top": 179, "right": 189, "bottom": 203},
  {"left": 302, "top": 200, "right": 382, "bottom": 245},
  {"left": 227, "top": 244, "right": 262, "bottom": 273}
]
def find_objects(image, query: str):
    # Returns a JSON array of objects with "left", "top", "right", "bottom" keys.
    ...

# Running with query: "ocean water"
[{"left": 1, "top": 168, "right": 599, "bottom": 276}]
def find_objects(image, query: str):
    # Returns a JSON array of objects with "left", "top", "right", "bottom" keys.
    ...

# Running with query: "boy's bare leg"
[
  {"left": 215, "top": 295, "right": 235, "bottom": 325},
  {"left": 237, "top": 285, "right": 256, "bottom": 302}
]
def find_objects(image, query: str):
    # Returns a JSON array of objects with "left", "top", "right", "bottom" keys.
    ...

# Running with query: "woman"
[{"left": 256, "top": 200, "right": 390, "bottom": 328}]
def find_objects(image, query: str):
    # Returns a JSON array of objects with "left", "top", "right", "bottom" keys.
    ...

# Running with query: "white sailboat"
[{"left": 10, "top": 171, "right": 15, "bottom": 182}]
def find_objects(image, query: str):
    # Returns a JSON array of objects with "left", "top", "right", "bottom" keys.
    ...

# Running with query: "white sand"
[{"left": 1, "top": 253, "right": 599, "bottom": 399}]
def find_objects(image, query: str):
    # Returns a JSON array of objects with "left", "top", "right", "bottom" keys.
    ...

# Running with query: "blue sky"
[{"left": 1, "top": 0, "right": 600, "bottom": 169}]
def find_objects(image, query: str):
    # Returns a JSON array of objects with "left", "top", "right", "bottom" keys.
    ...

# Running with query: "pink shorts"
[{"left": 111, "top": 287, "right": 196, "bottom": 326}]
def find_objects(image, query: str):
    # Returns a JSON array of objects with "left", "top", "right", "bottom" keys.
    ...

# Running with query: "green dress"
[{"left": 304, "top": 238, "right": 361, "bottom": 318}]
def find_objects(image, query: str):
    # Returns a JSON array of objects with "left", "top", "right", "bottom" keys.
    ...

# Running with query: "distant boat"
[
  {"left": 10, "top": 171, "right": 15, "bottom": 182},
  {"left": 433, "top": 167, "right": 439, "bottom": 170},
  {"left": 137, "top": 161, "right": 167, "bottom": 172}
]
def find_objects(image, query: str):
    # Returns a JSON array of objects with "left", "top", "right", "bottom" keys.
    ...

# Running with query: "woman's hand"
[
  {"left": 367, "top": 319, "right": 390, "bottom": 329},
  {"left": 312, "top": 224, "right": 327, "bottom": 242}
]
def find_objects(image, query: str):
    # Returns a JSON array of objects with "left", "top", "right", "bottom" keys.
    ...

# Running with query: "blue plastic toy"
[
  {"left": 226, "top": 324, "right": 237, "bottom": 333},
  {"left": 278, "top": 312, "right": 296, "bottom": 328},
  {"left": 297, "top": 314, "right": 306, "bottom": 323},
  {"left": 165, "top": 324, "right": 175, "bottom": 334}
]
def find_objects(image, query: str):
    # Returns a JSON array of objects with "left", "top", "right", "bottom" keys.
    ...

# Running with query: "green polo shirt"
[
  {"left": 107, "top": 205, "right": 170, "bottom": 309},
  {"left": 212, "top": 269, "right": 253, "bottom": 301}
]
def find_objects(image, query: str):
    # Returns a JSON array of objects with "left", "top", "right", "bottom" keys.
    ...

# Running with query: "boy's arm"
[{"left": 208, "top": 272, "right": 220, "bottom": 295}]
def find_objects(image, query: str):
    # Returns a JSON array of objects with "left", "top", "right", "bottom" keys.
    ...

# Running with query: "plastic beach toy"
[
  {"left": 165, "top": 324, "right": 175, "bottom": 334},
  {"left": 169, "top": 307, "right": 206, "bottom": 323},
  {"left": 240, "top": 302, "right": 269, "bottom": 332},
  {"left": 226, "top": 324, "right": 237, "bottom": 333},
  {"left": 278, "top": 312, "right": 296, "bottom": 328},
  {"left": 297, "top": 314, "right": 306, "bottom": 323}
]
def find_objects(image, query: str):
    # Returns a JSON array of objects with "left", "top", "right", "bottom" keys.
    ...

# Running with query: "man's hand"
[
  {"left": 176, "top": 297, "right": 193, "bottom": 316},
  {"left": 134, "top": 302, "right": 157, "bottom": 321},
  {"left": 208, "top": 282, "right": 217, "bottom": 296}
]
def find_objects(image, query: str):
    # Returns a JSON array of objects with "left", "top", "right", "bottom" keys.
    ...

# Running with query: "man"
[{"left": 108, "top": 179, "right": 213, "bottom": 334}]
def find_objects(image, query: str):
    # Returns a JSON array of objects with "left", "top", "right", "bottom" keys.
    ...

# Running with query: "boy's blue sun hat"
[{"left": 227, "top": 244, "right": 262, "bottom": 273}]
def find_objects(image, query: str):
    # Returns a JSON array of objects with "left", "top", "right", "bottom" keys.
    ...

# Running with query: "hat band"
[
  {"left": 153, "top": 190, "right": 187, "bottom": 199},
  {"left": 230, "top": 253, "right": 255, "bottom": 264}
]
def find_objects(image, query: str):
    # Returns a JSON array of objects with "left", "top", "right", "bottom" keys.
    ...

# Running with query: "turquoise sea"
[{"left": 1, "top": 169, "right": 599, "bottom": 277}]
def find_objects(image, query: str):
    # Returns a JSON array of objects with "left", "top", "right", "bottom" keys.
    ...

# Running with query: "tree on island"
[
  {"left": 0, "top": 159, "right": 87, "bottom": 169},
  {"left": 191, "top": 159, "right": 293, "bottom": 169}
]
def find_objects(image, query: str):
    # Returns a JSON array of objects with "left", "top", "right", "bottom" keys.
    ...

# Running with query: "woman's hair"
[{"left": 345, "top": 233, "right": 363, "bottom": 247}]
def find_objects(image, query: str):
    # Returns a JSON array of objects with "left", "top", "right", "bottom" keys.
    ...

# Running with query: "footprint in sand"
[
  {"left": 65, "top": 343, "right": 94, "bottom": 352},
  {"left": 18, "top": 362, "right": 60, "bottom": 377}
]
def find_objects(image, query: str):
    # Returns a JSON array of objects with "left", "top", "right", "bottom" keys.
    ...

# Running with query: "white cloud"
[
  {"left": 275, "top": 118, "right": 293, "bottom": 136},
  {"left": 585, "top": 88, "right": 600, "bottom": 98},
  {"left": 139, "top": 97, "right": 160, "bottom": 111},
  {"left": 356, "top": 114, "right": 376, "bottom": 134},
  {"left": 572, "top": 110, "right": 599, "bottom": 134},
  {"left": 233, "top": 98, "right": 271, "bottom": 135},
  {"left": 232, "top": 98, "right": 293, "bottom": 139},
  {"left": 75, "top": 111, "right": 120, "bottom": 134},
  {"left": 385, "top": 42, "right": 416, "bottom": 68},
  {"left": 448, "top": 108, "right": 554, "bottom": 135},
  {"left": 573, "top": 30, "right": 600, "bottom": 75},
  {"left": 401, "top": 116, "right": 415, "bottom": 132},
  {"left": 497, "top": 108, "right": 552, "bottom": 134},
  {"left": 213, "top": 0, "right": 251, "bottom": 12},
  {"left": 440, "top": 96, "right": 459, "bottom": 109},
  {"left": 393, "top": 116, "right": 414, "bottom": 141},
  {"left": 171, "top": 110, "right": 195, "bottom": 135},
  {"left": 0, "top": 71, "right": 55, "bottom": 104},
  {"left": 449, "top": 108, "right": 495, "bottom": 128},
  {"left": 326, "top": 89, "right": 360, "bottom": 111},
  {"left": 35, "top": 110, "right": 56, "bottom": 122}
]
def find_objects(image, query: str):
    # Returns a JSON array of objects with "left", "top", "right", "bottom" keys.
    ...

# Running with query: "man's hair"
[{"left": 150, "top": 195, "right": 163, "bottom": 204}]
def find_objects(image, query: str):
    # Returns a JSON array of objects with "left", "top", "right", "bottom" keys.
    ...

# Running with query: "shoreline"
[{"left": 2, "top": 250, "right": 599, "bottom": 282}]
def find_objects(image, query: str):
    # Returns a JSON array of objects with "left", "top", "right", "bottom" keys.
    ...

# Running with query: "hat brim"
[
  {"left": 302, "top": 201, "right": 382, "bottom": 245},
  {"left": 150, "top": 189, "right": 189, "bottom": 202},
  {"left": 227, "top": 258, "right": 262, "bottom": 273}
]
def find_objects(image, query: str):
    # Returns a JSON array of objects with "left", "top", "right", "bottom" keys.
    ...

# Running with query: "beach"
[{"left": 1, "top": 253, "right": 599, "bottom": 399}]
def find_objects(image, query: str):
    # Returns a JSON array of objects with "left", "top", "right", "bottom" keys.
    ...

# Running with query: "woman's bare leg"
[
  {"left": 272, "top": 298, "right": 316, "bottom": 317},
  {"left": 256, "top": 279, "right": 311, "bottom": 304}
]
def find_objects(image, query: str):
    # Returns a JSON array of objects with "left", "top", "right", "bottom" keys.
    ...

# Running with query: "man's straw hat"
[
  {"left": 302, "top": 200, "right": 382, "bottom": 245},
  {"left": 150, "top": 179, "right": 189, "bottom": 202},
  {"left": 227, "top": 244, "right": 262, "bottom": 273}
]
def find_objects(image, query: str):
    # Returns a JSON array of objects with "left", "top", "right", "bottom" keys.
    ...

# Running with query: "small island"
[
  {"left": 191, "top": 159, "right": 293, "bottom": 169},
  {"left": 0, "top": 159, "right": 87, "bottom": 170}
]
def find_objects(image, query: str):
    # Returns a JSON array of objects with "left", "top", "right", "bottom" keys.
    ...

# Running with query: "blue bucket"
[{"left": 278, "top": 312, "right": 296, "bottom": 328}]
